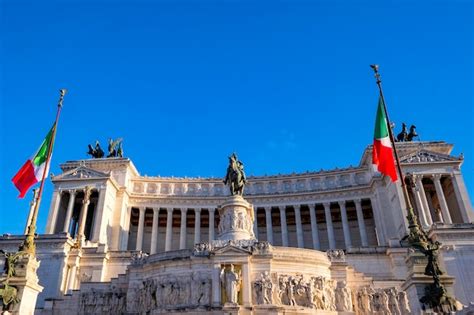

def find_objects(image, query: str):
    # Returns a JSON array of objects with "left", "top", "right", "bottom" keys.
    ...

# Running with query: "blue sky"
[{"left": 1, "top": 0, "right": 472, "bottom": 234}]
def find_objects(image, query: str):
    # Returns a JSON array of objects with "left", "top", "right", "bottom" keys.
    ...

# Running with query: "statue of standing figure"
[
  {"left": 220, "top": 264, "right": 241, "bottom": 304},
  {"left": 223, "top": 153, "right": 247, "bottom": 196}
]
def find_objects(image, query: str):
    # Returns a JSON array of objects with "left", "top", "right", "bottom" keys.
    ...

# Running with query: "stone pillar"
[
  {"left": 432, "top": 174, "right": 453, "bottom": 224},
  {"left": 209, "top": 208, "right": 215, "bottom": 241},
  {"left": 253, "top": 207, "right": 259, "bottom": 239},
  {"left": 76, "top": 187, "right": 92, "bottom": 246},
  {"left": 45, "top": 190, "right": 62, "bottom": 234},
  {"left": 338, "top": 200, "right": 352, "bottom": 248},
  {"left": 67, "top": 264, "right": 77, "bottom": 291},
  {"left": 136, "top": 207, "right": 145, "bottom": 251},
  {"left": 294, "top": 205, "right": 304, "bottom": 248},
  {"left": 63, "top": 190, "right": 76, "bottom": 234},
  {"left": 308, "top": 204, "right": 320, "bottom": 250},
  {"left": 194, "top": 208, "right": 201, "bottom": 244},
  {"left": 180, "top": 208, "right": 187, "bottom": 249},
  {"left": 450, "top": 172, "right": 474, "bottom": 223},
  {"left": 279, "top": 206, "right": 289, "bottom": 246},
  {"left": 264, "top": 206, "right": 273, "bottom": 244},
  {"left": 212, "top": 264, "right": 221, "bottom": 307},
  {"left": 415, "top": 175, "right": 433, "bottom": 225},
  {"left": 323, "top": 202, "right": 336, "bottom": 249},
  {"left": 354, "top": 199, "right": 368, "bottom": 247},
  {"left": 150, "top": 208, "right": 159, "bottom": 254},
  {"left": 242, "top": 263, "right": 251, "bottom": 307},
  {"left": 165, "top": 208, "right": 173, "bottom": 251},
  {"left": 411, "top": 183, "right": 429, "bottom": 228},
  {"left": 120, "top": 206, "right": 132, "bottom": 250}
]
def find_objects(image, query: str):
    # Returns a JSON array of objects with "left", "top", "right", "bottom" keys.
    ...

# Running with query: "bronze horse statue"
[
  {"left": 396, "top": 123, "right": 408, "bottom": 142},
  {"left": 407, "top": 125, "right": 418, "bottom": 141},
  {"left": 223, "top": 153, "right": 247, "bottom": 196}
]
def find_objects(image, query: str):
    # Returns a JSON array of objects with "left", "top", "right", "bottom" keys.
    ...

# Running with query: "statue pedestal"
[
  {"left": 7, "top": 253, "right": 43, "bottom": 315},
  {"left": 401, "top": 251, "right": 457, "bottom": 314},
  {"left": 217, "top": 195, "right": 255, "bottom": 241}
]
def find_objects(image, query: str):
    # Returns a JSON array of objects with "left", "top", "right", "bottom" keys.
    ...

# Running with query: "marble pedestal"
[
  {"left": 7, "top": 253, "right": 43, "bottom": 315},
  {"left": 217, "top": 195, "right": 255, "bottom": 241}
]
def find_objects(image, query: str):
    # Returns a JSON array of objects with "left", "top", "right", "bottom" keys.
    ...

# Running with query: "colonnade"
[
  {"left": 410, "top": 174, "right": 454, "bottom": 228},
  {"left": 129, "top": 199, "right": 376, "bottom": 253}
]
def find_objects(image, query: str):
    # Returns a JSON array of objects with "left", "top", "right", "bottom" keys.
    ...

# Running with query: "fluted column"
[
  {"left": 136, "top": 207, "right": 145, "bottom": 251},
  {"left": 76, "top": 186, "right": 92, "bottom": 245},
  {"left": 432, "top": 174, "right": 452, "bottom": 224},
  {"left": 179, "top": 208, "right": 187, "bottom": 249},
  {"left": 194, "top": 208, "right": 201, "bottom": 244},
  {"left": 46, "top": 190, "right": 62, "bottom": 234},
  {"left": 323, "top": 202, "right": 335, "bottom": 249},
  {"left": 150, "top": 208, "right": 159, "bottom": 254},
  {"left": 63, "top": 190, "right": 76, "bottom": 233},
  {"left": 279, "top": 206, "right": 289, "bottom": 246},
  {"left": 253, "top": 207, "right": 259, "bottom": 239},
  {"left": 209, "top": 208, "right": 215, "bottom": 241},
  {"left": 450, "top": 172, "right": 474, "bottom": 223},
  {"left": 354, "top": 199, "right": 368, "bottom": 247},
  {"left": 308, "top": 204, "right": 320, "bottom": 250},
  {"left": 338, "top": 201, "right": 352, "bottom": 248},
  {"left": 294, "top": 205, "right": 304, "bottom": 248},
  {"left": 416, "top": 175, "right": 433, "bottom": 226},
  {"left": 165, "top": 208, "right": 173, "bottom": 251},
  {"left": 264, "top": 206, "right": 274, "bottom": 244},
  {"left": 411, "top": 183, "right": 429, "bottom": 228}
]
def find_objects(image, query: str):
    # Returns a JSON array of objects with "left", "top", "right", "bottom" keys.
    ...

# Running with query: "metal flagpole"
[
  {"left": 369, "top": 65, "right": 426, "bottom": 245},
  {"left": 20, "top": 89, "right": 67, "bottom": 256}
]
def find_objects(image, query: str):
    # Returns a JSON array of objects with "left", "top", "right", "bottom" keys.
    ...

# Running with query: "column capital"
[
  {"left": 307, "top": 204, "right": 316, "bottom": 210},
  {"left": 337, "top": 200, "right": 346, "bottom": 207},
  {"left": 68, "top": 189, "right": 77, "bottom": 195},
  {"left": 413, "top": 173, "right": 424, "bottom": 181},
  {"left": 139, "top": 207, "right": 146, "bottom": 213},
  {"left": 264, "top": 206, "right": 272, "bottom": 212},
  {"left": 153, "top": 207, "right": 160, "bottom": 213},
  {"left": 322, "top": 202, "right": 331, "bottom": 208},
  {"left": 354, "top": 198, "right": 362, "bottom": 205},
  {"left": 181, "top": 208, "right": 187, "bottom": 214},
  {"left": 432, "top": 173, "right": 443, "bottom": 181},
  {"left": 167, "top": 207, "right": 174, "bottom": 213},
  {"left": 279, "top": 206, "right": 286, "bottom": 212},
  {"left": 194, "top": 208, "right": 202, "bottom": 214},
  {"left": 208, "top": 207, "right": 215, "bottom": 213},
  {"left": 293, "top": 204, "right": 301, "bottom": 210}
]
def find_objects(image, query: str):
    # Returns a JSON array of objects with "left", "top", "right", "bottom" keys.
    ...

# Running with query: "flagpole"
[
  {"left": 20, "top": 89, "right": 67, "bottom": 256},
  {"left": 369, "top": 65, "right": 426, "bottom": 245}
]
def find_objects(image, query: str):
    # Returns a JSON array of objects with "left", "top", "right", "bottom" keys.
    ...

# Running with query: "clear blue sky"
[{"left": 1, "top": 0, "right": 472, "bottom": 234}]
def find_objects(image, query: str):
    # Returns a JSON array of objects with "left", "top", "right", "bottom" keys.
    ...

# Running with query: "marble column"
[
  {"left": 450, "top": 172, "right": 474, "bottom": 223},
  {"left": 194, "top": 208, "right": 201, "bottom": 244},
  {"left": 354, "top": 199, "right": 368, "bottom": 247},
  {"left": 323, "top": 202, "right": 336, "bottom": 249},
  {"left": 150, "top": 208, "right": 159, "bottom": 254},
  {"left": 338, "top": 201, "right": 352, "bottom": 248},
  {"left": 46, "top": 190, "right": 62, "bottom": 234},
  {"left": 308, "top": 204, "right": 320, "bottom": 250},
  {"left": 253, "top": 207, "right": 259, "bottom": 239},
  {"left": 67, "top": 264, "right": 77, "bottom": 292},
  {"left": 209, "top": 208, "right": 215, "bottom": 241},
  {"left": 416, "top": 175, "right": 433, "bottom": 225},
  {"left": 432, "top": 174, "right": 452, "bottom": 224},
  {"left": 63, "top": 190, "right": 76, "bottom": 234},
  {"left": 211, "top": 264, "right": 221, "bottom": 307},
  {"left": 165, "top": 208, "right": 173, "bottom": 251},
  {"left": 411, "top": 183, "right": 429, "bottom": 228},
  {"left": 279, "top": 206, "right": 289, "bottom": 246},
  {"left": 294, "top": 205, "right": 304, "bottom": 248},
  {"left": 179, "top": 208, "right": 187, "bottom": 249},
  {"left": 242, "top": 263, "right": 251, "bottom": 307},
  {"left": 136, "top": 207, "right": 145, "bottom": 251},
  {"left": 76, "top": 187, "right": 92, "bottom": 245},
  {"left": 370, "top": 197, "right": 386, "bottom": 246},
  {"left": 264, "top": 206, "right": 274, "bottom": 244}
]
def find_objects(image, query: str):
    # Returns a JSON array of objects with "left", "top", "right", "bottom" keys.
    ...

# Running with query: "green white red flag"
[
  {"left": 372, "top": 96, "right": 398, "bottom": 182},
  {"left": 12, "top": 124, "right": 55, "bottom": 198}
]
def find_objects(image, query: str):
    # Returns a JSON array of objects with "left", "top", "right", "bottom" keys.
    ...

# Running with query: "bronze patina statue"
[
  {"left": 107, "top": 138, "right": 123, "bottom": 158},
  {"left": 396, "top": 123, "right": 408, "bottom": 142},
  {"left": 407, "top": 125, "right": 418, "bottom": 141},
  {"left": 87, "top": 141, "right": 104, "bottom": 158},
  {"left": 223, "top": 153, "right": 247, "bottom": 196}
]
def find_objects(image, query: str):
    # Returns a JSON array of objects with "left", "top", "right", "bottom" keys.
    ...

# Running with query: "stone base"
[{"left": 217, "top": 195, "right": 255, "bottom": 241}]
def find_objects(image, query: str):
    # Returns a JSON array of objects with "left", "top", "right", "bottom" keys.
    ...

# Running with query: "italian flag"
[
  {"left": 12, "top": 124, "right": 55, "bottom": 198},
  {"left": 372, "top": 96, "right": 398, "bottom": 182}
]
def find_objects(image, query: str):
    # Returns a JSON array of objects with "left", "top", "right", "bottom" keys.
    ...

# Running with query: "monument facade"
[{"left": 1, "top": 141, "right": 474, "bottom": 314}]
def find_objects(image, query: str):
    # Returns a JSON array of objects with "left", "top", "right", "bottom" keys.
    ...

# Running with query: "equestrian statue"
[{"left": 223, "top": 153, "right": 247, "bottom": 196}]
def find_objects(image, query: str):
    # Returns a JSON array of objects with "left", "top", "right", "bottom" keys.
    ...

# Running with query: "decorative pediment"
[
  {"left": 52, "top": 165, "right": 110, "bottom": 181},
  {"left": 400, "top": 150, "right": 460, "bottom": 164},
  {"left": 213, "top": 244, "right": 252, "bottom": 256}
]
